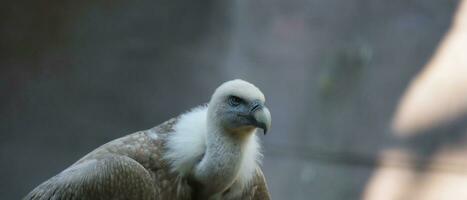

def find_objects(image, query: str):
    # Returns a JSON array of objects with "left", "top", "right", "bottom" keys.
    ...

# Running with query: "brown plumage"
[{"left": 24, "top": 80, "right": 271, "bottom": 200}]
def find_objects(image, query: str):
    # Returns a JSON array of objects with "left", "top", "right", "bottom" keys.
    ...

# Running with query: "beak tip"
[
  {"left": 258, "top": 123, "right": 269, "bottom": 135},
  {"left": 252, "top": 106, "right": 271, "bottom": 136}
]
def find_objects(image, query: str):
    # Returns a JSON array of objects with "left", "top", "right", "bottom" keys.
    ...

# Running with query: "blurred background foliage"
[{"left": 1, "top": 0, "right": 464, "bottom": 199}]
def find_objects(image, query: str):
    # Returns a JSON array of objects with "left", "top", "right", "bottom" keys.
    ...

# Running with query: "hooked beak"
[{"left": 250, "top": 101, "right": 271, "bottom": 135}]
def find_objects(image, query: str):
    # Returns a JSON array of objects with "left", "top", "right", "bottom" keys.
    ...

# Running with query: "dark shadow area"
[{"left": 0, "top": 0, "right": 231, "bottom": 198}]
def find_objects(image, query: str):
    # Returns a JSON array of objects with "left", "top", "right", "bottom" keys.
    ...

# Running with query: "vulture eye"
[{"left": 228, "top": 96, "right": 242, "bottom": 107}]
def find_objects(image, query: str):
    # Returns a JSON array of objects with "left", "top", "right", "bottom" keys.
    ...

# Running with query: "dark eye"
[{"left": 228, "top": 96, "right": 242, "bottom": 107}]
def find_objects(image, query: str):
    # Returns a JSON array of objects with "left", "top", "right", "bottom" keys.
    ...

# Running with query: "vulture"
[{"left": 24, "top": 79, "right": 272, "bottom": 200}]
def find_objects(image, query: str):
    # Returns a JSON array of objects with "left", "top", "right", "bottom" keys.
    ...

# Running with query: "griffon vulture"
[{"left": 25, "top": 79, "right": 272, "bottom": 200}]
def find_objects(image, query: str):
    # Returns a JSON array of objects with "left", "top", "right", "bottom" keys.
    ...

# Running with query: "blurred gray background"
[{"left": 0, "top": 0, "right": 462, "bottom": 199}]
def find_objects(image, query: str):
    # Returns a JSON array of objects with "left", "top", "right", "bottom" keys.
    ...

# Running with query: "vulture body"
[{"left": 25, "top": 80, "right": 271, "bottom": 200}]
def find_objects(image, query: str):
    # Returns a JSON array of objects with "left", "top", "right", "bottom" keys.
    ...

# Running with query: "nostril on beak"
[{"left": 250, "top": 102, "right": 262, "bottom": 113}]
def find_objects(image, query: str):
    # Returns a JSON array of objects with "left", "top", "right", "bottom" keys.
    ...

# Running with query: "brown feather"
[{"left": 24, "top": 117, "right": 270, "bottom": 200}]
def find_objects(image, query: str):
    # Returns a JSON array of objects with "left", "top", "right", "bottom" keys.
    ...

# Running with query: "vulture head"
[{"left": 208, "top": 79, "right": 271, "bottom": 136}]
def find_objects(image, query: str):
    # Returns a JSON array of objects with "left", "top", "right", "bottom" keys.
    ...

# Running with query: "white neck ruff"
[{"left": 164, "top": 105, "right": 262, "bottom": 189}]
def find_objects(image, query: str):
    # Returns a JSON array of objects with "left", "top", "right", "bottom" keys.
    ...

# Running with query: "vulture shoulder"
[
  {"left": 251, "top": 167, "right": 271, "bottom": 200},
  {"left": 24, "top": 118, "right": 189, "bottom": 200},
  {"left": 230, "top": 167, "right": 270, "bottom": 200}
]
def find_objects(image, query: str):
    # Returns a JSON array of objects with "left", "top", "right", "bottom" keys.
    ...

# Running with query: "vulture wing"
[
  {"left": 24, "top": 154, "right": 156, "bottom": 200},
  {"left": 24, "top": 117, "right": 187, "bottom": 200}
]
